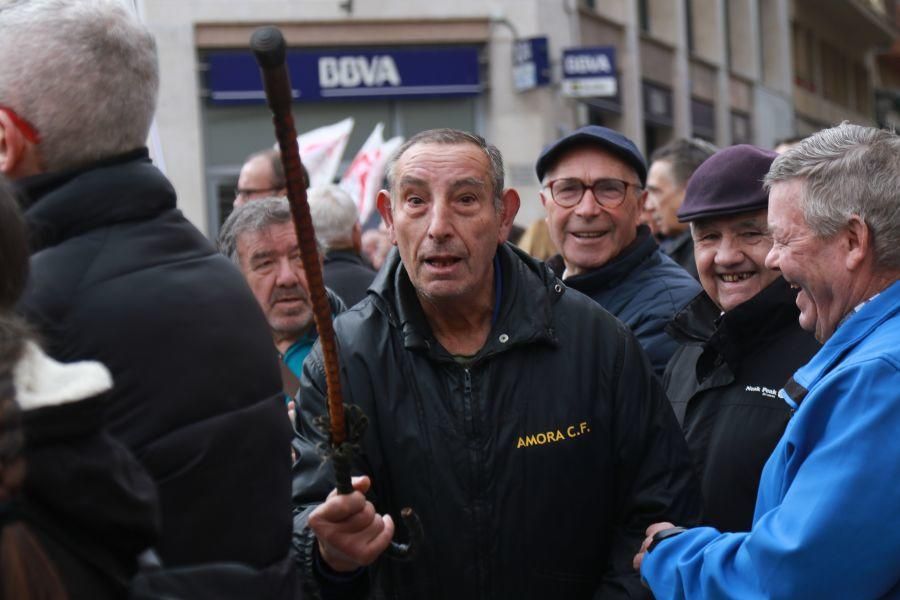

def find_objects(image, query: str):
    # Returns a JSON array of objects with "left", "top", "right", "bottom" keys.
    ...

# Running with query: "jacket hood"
[
  {"left": 368, "top": 242, "right": 561, "bottom": 360},
  {"left": 16, "top": 148, "right": 175, "bottom": 252},
  {"left": 13, "top": 341, "right": 113, "bottom": 412}
]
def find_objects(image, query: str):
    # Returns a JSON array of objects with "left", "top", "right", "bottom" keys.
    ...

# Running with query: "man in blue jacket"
[
  {"left": 538, "top": 126, "right": 700, "bottom": 375},
  {"left": 634, "top": 123, "right": 900, "bottom": 599}
]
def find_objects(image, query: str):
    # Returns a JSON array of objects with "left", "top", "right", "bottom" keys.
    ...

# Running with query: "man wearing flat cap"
[
  {"left": 538, "top": 126, "right": 700, "bottom": 376},
  {"left": 660, "top": 145, "right": 819, "bottom": 533}
]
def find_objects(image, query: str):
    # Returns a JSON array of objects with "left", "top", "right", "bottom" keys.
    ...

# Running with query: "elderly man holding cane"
[
  {"left": 292, "top": 128, "right": 700, "bottom": 599},
  {"left": 634, "top": 123, "right": 900, "bottom": 599}
]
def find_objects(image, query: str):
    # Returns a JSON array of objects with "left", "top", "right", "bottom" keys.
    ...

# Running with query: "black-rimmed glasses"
[{"left": 544, "top": 177, "right": 641, "bottom": 209}]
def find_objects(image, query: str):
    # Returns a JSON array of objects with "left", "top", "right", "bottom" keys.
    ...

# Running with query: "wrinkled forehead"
[
  {"left": 766, "top": 179, "right": 807, "bottom": 225},
  {"left": 691, "top": 208, "right": 770, "bottom": 233},
  {"left": 544, "top": 143, "right": 639, "bottom": 183},
  {"left": 237, "top": 221, "right": 296, "bottom": 255},
  {"left": 392, "top": 141, "right": 491, "bottom": 185}
]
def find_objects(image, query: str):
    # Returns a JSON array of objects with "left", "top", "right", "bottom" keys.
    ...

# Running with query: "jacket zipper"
[{"left": 462, "top": 367, "right": 487, "bottom": 598}]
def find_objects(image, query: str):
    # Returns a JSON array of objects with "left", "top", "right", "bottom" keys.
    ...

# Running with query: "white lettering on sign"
[
  {"left": 564, "top": 53, "right": 612, "bottom": 75},
  {"left": 513, "top": 41, "right": 533, "bottom": 64},
  {"left": 319, "top": 56, "right": 402, "bottom": 89}
]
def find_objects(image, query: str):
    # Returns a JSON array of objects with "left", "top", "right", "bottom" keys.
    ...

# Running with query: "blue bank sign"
[
  {"left": 206, "top": 46, "right": 482, "bottom": 104},
  {"left": 561, "top": 46, "right": 617, "bottom": 98},
  {"left": 512, "top": 36, "right": 550, "bottom": 92}
]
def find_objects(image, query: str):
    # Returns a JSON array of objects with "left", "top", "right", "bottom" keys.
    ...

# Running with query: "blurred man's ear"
[
  {"left": 0, "top": 111, "right": 41, "bottom": 179},
  {"left": 376, "top": 190, "right": 397, "bottom": 245},
  {"left": 498, "top": 188, "right": 521, "bottom": 243},
  {"left": 352, "top": 222, "right": 363, "bottom": 253}
]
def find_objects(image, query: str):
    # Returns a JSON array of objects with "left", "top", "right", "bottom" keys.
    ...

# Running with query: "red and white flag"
[
  {"left": 339, "top": 123, "right": 403, "bottom": 223},
  {"left": 290, "top": 117, "right": 354, "bottom": 187}
]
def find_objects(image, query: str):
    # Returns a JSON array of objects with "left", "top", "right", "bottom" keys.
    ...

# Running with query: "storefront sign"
[
  {"left": 561, "top": 46, "right": 617, "bottom": 98},
  {"left": 512, "top": 36, "right": 550, "bottom": 92},
  {"left": 206, "top": 46, "right": 482, "bottom": 104}
]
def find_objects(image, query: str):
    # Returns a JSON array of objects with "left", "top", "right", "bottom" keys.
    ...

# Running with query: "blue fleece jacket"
[{"left": 642, "top": 280, "right": 900, "bottom": 599}]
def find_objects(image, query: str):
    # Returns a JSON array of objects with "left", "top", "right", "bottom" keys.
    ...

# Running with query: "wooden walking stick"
[{"left": 250, "top": 25, "right": 422, "bottom": 562}]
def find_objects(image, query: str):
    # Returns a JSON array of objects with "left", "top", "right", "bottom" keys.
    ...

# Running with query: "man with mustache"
[
  {"left": 219, "top": 197, "right": 343, "bottom": 419},
  {"left": 539, "top": 126, "right": 701, "bottom": 376},
  {"left": 291, "top": 128, "right": 700, "bottom": 599}
]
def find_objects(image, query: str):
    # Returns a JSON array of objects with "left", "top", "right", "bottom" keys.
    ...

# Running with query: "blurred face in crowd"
[
  {"left": 377, "top": 141, "right": 518, "bottom": 308},
  {"left": 235, "top": 155, "right": 280, "bottom": 208},
  {"left": 541, "top": 146, "right": 643, "bottom": 277},
  {"left": 766, "top": 179, "right": 848, "bottom": 342},
  {"left": 361, "top": 225, "right": 392, "bottom": 270},
  {"left": 692, "top": 208, "right": 781, "bottom": 312},
  {"left": 645, "top": 159, "right": 688, "bottom": 237},
  {"left": 236, "top": 221, "right": 314, "bottom": 348}
]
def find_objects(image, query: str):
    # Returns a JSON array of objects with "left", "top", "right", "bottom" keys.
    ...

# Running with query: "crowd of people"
[{"left": 1, "top": 1, "right": 899, "bottom": 599}]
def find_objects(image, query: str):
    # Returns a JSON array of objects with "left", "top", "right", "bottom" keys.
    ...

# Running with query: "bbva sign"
[{"left": 318, "top": 55, "right": 402, "bottom": 89}]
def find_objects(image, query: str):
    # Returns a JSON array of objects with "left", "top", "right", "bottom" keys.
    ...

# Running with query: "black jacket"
[
  {"left": 663, "top": 277, "right": 820, "bottom": 531},
  {"left": 23, "top": 392, "right": 159, "bottom": 599},
  {"left": 548, "top": 226, "right": 701, "bottom": 376},
  {"left": 16, "top": 150, "right": 294, "bottom": 574},
  {"left": 292, "top": 243, "right": 700, "bottom": 600},
  {"left": 660, "top": 230, "right": 698, "bottom": 280},
  {"left": 323, "top": 249, "right": 377, "bottom": 308}
]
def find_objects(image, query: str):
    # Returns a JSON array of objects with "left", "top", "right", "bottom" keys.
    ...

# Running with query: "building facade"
[{"left": 136, "top": 0, "right": 897, "bottom": 234}]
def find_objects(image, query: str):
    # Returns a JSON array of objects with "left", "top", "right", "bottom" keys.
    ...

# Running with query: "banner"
[
  {"left": 288, "top": 117, "right": 354, "bottom": 187},
  {"left": 339, "top": 123, "right": 403, "bottom": 223}
]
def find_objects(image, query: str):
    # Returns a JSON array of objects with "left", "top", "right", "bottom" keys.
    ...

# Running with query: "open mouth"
[
  {"left": 571, "top": 231, "right": 607, "bottom": 239},
  {"left": 719, "top": 272, "right": 755, "bottom": 283},
  {"left": 425, "top": 257, "right": 461, "bottom": 268}
]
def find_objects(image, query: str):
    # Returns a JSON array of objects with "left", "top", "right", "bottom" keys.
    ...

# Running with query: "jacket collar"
[
  {"left": 784, "top": 279, "right": 900, "bottom": 406},
  {"left": 325, "top": 249, "right": 371, "bottom": 268},
  {"left": 548, "top": 224, "right": 658, "bottom": 292},
  {"left": 16, "top": 148, "right": 175, "bottom": 252},
  {"left": 661, "top": 229, "right": 692, "bottom": 255},
  {"left": 668, "top": 277, "right": 806, "bottom": 372},
  {"left": 370, "top": 243, "right": 561, "bottom": 362}
]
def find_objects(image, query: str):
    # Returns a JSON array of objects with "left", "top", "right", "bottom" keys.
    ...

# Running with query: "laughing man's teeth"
[
  {"left": 721, "top": 273, "right": 753, "bottom": 282},
  {"left": 573, "top": 232, "right": 604, "bottom": 238}
]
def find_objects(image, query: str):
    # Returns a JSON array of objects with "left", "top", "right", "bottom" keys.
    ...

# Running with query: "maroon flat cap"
[{"left": 678, "top": 144, "right": 777, "bottom": 222}]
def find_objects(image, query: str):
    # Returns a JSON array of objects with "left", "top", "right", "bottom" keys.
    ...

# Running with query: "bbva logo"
[
  {"left": 564, "top": 53, "right": 612, "bottom": 75},
  {"left": 318, "top": 55, "right": 402, "bottom": 89}
]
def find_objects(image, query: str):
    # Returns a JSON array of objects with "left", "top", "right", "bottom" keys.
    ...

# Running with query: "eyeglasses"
[
  {"left": 0, "top": 105, "right": 40, "bottom": 144},
  {"left": 544, "top": 177, "right": 641, "bottom": 209},
  {"left": 234, "top": 186, "right": 280, "bottom": 200}
]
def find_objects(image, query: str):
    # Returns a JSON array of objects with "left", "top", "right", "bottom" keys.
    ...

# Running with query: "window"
[
  {"left": 821, "top": 41, "right": 849, "bottom": 107},
  {"left": 854, "top": 63, "right": 871, "bottom": 114},
  {"left": 792, "top": 23, "right": 815, "bottom": 92},
  {"left": 638, "top": 0, "right": 650, "bottom": 33},
  {"left": 685, "top": 0, "right": 695, "bottom": 54}
]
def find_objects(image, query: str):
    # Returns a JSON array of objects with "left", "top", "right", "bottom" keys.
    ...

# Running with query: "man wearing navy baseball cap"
[{"left": 537, "top": 125, "right": 700, "bottom": 375}]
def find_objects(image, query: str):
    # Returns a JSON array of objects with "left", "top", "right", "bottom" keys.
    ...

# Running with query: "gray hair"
[
  {"left": 385, "top": 128, "right": 505, "bottom": 211},
  {"left": 218, "top": 197, "right": 294, "bottom": 264},
  {"left": 765, "top": 122, "right": 900, "bottom": 270},
  {"left": 308, "top": 184, "right": 358, "bottom": 251},
  {"left": 649, "top": 137, "right": 718, "bottom": 186},
  {"left": 0, "top": 0, "right": 159, "bottom": 172}
]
